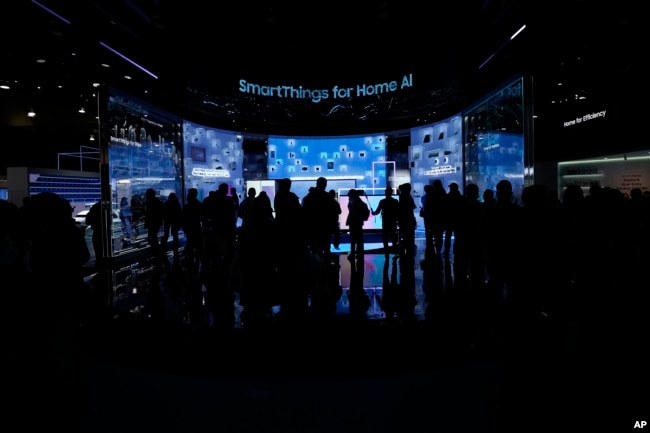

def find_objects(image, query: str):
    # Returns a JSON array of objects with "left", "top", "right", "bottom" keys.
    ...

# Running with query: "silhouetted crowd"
[{"left": 2, "top": 179, "right": 649, "bottom": 431}]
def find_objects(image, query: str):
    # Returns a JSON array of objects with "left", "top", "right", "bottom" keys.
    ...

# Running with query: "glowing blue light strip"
[
  {"left": 99, "top": 41, "right": 158, "bottom": 79},
  {"left": 32, "top": 0, "right": 71, "bottom": 24}
]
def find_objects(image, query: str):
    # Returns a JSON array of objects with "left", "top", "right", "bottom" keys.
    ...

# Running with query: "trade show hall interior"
[{"left": 1, "top": 1, "right": 648, "bottom": 432}]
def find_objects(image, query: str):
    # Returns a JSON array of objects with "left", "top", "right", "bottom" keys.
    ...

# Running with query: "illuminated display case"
[
  {"left": 106, "top": 87, "right": 183, "bottom": 257},
  {"left": 462, "top": 76, "right": 528, "bottom": 203},
  {"left": 558, "top": 153, "right": 650, "bottom": 198}
]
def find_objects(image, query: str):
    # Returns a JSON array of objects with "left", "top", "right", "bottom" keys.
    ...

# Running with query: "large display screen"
[
  {"left": 105, "top": 87, "right": 183, "bottom": 255},
  {"left": 267, "top": 134, "right": 388, "bottom": 191},
  {"left": 183, "top": 121, "right": 244, "bottom": 203},
  {"left": 409, "top": 114, "right": 463, "bottom": 197}
]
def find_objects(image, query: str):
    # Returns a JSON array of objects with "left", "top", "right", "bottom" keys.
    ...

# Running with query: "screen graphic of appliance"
[
  {"left": 182, "top": 121, "right": 245, "bottom": 201},
  {"left": 267, "top": 134, "right": 386, "bottom": 184},
  {"left": 409, "top": 114, "right": 463, "bottom": 192},
  {"left": 338, "top": 191, "right": 399, "bottom": 231}
]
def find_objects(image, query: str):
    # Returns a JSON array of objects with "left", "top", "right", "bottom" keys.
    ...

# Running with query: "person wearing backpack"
[{"left": 345, "top": 188, "right": 370, "bottom": 261}]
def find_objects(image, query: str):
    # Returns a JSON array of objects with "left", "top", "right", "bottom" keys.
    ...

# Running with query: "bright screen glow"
[{"left": 267, "top": 134, "right": 387, "bottom": 190}]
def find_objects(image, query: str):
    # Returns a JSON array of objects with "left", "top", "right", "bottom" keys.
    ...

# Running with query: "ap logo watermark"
[{"left": 635, "top": 421, "right": 648, "bottom": 428}]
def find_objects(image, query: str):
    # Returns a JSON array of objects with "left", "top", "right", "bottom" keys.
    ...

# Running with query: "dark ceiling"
[{"left": 0, "top": 0, "right": 642, "bottom": 138}]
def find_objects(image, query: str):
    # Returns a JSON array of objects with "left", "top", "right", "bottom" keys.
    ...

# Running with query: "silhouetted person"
[
  {"left": 397, "top": 182, "right": 417, "bottom": 261},
  {"left": 397, "top": 182, "right": 417, "bottom": 320},
  {"left": 423, "top": 179, "right": 448, "bottom": 257},
  {"left": 237, "top": 187, "right": 256, "bottom": 232},
  {"left": 18, "top": 192, "right": 90, "bottom": 430},
  {"left": 345, "top": 188, "right": 370, "bottom": 261},
  {"left": 303, "top": 177, "right": 342, "bottom": 319},
  {"left": 237, "top": 190, "right": 276, "bottom": 328},
  {"left": 142, "top": 188, "right": 166, "bottom": 268},
  {"left": 420, "top": 184, "right": 432, "bottom": 245},
  {"left": 329, "top": 189, "right": 342, "bottom": 250},
  {"left": 480, "top": 179, "right": 523, "bottom": 340},
  {"left": 273, "top": 178, "right": 309, "bottom": 323},
  {"left": 182, "top": 187, "right": 205, "bottom": 326},
  {"left": 460, "top": 183, "right": 486, "bottom": 311},
  {"left": 202, "top": 183, "right": 237, "bottom": 328},
  {"left": 443, "top": 182, "right": 465, "bottom": 260},
  {"left": 372, "top": 187, "right": 399, "bottom": 255},
  {"left": 162, "top": 192, "right": 183, "bottom": 261},
  {"left": 301, "top": 176, "right": 339, "bottom": 262},
  {"left": 183, "top": 188, "right": 203, "bottom": 269}
]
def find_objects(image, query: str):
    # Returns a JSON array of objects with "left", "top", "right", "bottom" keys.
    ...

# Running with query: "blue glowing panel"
[{"left": 267, "top": 134, "right": 386, "bottom": 188}]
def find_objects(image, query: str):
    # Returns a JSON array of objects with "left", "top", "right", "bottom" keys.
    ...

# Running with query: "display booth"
[{"left": 77, "top": 76, "right": 534, "bottom": 312}]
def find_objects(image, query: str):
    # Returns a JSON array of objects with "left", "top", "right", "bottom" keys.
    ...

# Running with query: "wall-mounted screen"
[
  {"left": 183, "top": 121, "right": 244, "bottom": 203},
  {"left": 267, "top": 134, "right": 387, "bottom": 190},
  {"left": 409, "top": 114, "right": 463, "bottom": 197}
]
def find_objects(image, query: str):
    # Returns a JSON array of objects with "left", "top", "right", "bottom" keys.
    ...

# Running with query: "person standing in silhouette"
[
  {"left": 142, "top": 188, "right": 166, "bottom": 267},
  {"left": 162, "top": 192, "right": 183, "bottom": 262},
  {"left": 301, "top": 176, "right": 339, "bottom": 262},
  {"left": 329, "top": 189, "right": 342, "bottom": 250},
  {"left": 18, "top": 192, "right": 90, "bottom": 430},
  {"left": 182, "top": 187, "right": 203, "bottom": 270},
  {"left": 396, "top": 183, "right": 418, "bottom": 320},
  {"left": 237, "top": 187, "right": 256, "bottom": 234},
  {"left": 345, "top": 188, "right": 370, "bottom": 261},
  {"left": 397, "top": 182, "right": 417, "bottom": 260},
  {"left": 372, "top": 187, "right": 400, "bottom": 255},
  {"left": 273, "top": 178, "right": 309, "bottom": 323}
]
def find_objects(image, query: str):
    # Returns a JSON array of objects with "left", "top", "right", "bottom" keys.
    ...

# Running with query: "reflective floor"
[{"left": 12, "top": 230, "right": 645, "bottom": 432}]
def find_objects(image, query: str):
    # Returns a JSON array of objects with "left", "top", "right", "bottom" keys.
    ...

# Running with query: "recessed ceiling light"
[
  {"left": 36, "top": 58, "right": 46, "bottom": 64},
  {"left": 124, "top": 75, "right": 132, "bottom": 80},
  {"left": 101, "top": 63, "right": 110, "bottom": 68}
]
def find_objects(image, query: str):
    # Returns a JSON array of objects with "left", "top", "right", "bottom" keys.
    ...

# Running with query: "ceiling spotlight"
[
  {"left": 27, "top": 108, "right": 36, "bottom": 117},
  {"left": 79, "top": 107, "right": 85, "bottom": 113},
  {"left": 89, "top": 134, "right": 95, "bottom": 141}
]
